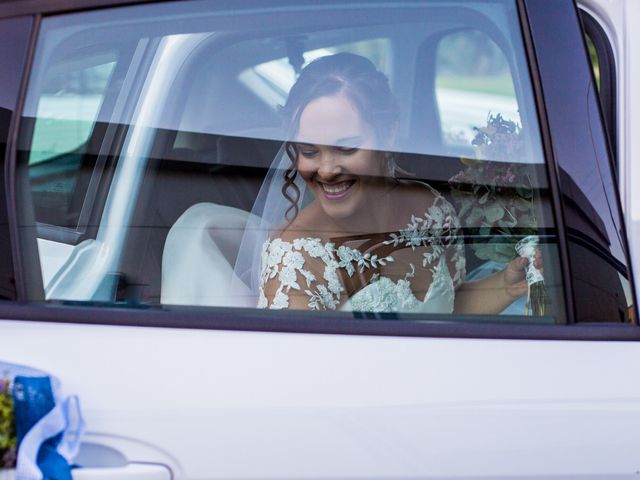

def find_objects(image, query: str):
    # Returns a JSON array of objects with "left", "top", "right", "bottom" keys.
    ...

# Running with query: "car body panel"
[{"left": 3, "top": 318, "right": 640, "bottom": 477}]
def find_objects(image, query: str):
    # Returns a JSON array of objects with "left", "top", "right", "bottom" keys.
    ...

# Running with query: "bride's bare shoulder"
[
  {"left": 395, "top": 180, "right": 443, "bottom": 217},
  {"left": 274, "top": 202, "right": 328, "bottom": 243}
]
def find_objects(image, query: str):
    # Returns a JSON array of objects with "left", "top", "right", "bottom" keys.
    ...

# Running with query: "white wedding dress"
[{"left": 258, "top": 192, "right": 466, "bottom": 313}]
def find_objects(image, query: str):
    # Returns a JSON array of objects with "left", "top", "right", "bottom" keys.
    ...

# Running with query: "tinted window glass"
[
  {"left": 585, "top": 34, "right": 600, "bottom": 91},
  {"left": 580, "top": 11, "right": 617, "bottom": 160},
  {"left": 435, "top": 30, "right": 518, "bottom": 154},
  {"left": 527, "top": 0, "right": 632, "bottom": 324},
  {"left": 25, "top": 50, "right": 118, "bottom": 231},
  {"left": 15, "top": 0, "right": 572, "bottom": 325}
]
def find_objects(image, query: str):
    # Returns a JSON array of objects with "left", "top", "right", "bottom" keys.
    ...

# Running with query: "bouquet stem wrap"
[{"left": 515, "top": 235, "right": 546, "bottom": 316}]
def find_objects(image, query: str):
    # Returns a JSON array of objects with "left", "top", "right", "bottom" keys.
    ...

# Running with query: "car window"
[
  {"left": 26, "top": 50, "right": 118, "bottom": 232},
  {"left": 240, "top": 40, "right": 391, "bottom": 110},
  {"left": 580, "top": 10, "right": 617, "bottom": 160},
  {"left": 435, "top": 30, "right": 518, "bottom": 155},
  {"left": 586, "top": 34, "right": 600, "bottom": 91},
  {"left": 14, "top": 0, "right": 630, "bottom": 326}
]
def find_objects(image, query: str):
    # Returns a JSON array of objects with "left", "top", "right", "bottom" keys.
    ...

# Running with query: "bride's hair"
[{"left": 279, "top": 52, "right": 399, "bottom": 222}]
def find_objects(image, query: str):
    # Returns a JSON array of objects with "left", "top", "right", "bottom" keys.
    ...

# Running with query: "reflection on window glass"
[
  {"left": 436, "top": 30, "right": 519, "bottom": 153},
  {"left": 585, "top": 34, "right": 601, "bottom": 91},
  {"left": 240, "top": 39, "right": 390, "bottom": 109},
  {"left": 30, "top": 59, "right": 116, "bottom": 165},
  {"left": 15, "top": 0, "right": 602, "bottom": 327},
  {"left": 25, "top": 53, "right": 117, "bottom": 231}
]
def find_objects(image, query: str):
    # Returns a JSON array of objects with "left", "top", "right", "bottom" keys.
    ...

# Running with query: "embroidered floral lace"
[{"left": 258, "top": 192, "right": 466, "bottom": 312}]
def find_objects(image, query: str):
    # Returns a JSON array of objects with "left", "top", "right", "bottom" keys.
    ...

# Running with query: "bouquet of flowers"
[
  {"left": 449, "top": 113, "right": 546, "bottom": 315},
  {"left": 0, "top": 376, "right": 17, "bottom": 469}
]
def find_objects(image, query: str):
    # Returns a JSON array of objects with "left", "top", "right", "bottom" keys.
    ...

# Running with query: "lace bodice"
[{"left": 258, "top": 192, "right": 466, "bottom": 312}]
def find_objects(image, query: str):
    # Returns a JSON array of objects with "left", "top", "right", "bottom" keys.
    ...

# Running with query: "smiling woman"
[
  {"left": 294, "top": 93, "right": 390, "bottom": 232},
  {"left": 253, "top": 53, "right": 537, "bottom": 313}
]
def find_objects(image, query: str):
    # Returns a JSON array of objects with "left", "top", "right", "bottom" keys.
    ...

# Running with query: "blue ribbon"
[{"left": 0, "top": 362, "right": 84, "bottom": 480}]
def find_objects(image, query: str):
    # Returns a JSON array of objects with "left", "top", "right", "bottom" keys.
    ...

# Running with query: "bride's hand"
[{"left": 503, "top": 249, "right": 542, "bottom": 299}]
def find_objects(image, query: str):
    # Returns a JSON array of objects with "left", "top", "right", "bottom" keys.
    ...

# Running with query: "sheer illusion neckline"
[{"left": 258, "top": 190, "right": 466, "bottom": 312}]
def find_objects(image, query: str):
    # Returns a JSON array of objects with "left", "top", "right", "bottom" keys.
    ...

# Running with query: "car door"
[{"left": 1, "top": 1, "right": 639, "bottom": 479}]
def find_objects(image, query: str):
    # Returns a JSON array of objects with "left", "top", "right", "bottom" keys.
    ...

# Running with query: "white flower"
[
  {"left": 428, "top": 205, "right": 444, "bottom": 225},
  {"left": 317, "top": 285, "right": 339, "bottom": 309},
  {"left": 278, "top": 266, "right": 300, "bottom": 290},
  {"left": 408, "top": 231, "right": 424, "bottom": 249},
  {"left": 266, "top": 238, "right": 290, "bottom": 268},
  {"left": 324, "top": 260, "right": 343, "bottom": 291},
  {"left": 337, "top": 245, "right": 360, "bottom": 275},
  {"left": 305, "top": 238, "right": 327, "bottom": 258},
  {"left": 336, "top": 245, "right": 354, "bottom": 263},
  {"left": 271, "top": 289, "right": 289, "bottom": 309},
  {"left": 283, "top": 250, "right": 304, "bottom": 271}
]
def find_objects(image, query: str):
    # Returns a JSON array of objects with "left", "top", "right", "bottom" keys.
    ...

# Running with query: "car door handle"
[
  {"left": 0, "top": 465, "right": 171, "bottom": 480},
  {"left": 72, "top": 463, "right": 172, "bottom": 479}
]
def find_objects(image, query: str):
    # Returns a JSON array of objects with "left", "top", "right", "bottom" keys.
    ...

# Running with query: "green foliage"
[
  {"left": 586, "top": 35, "right": 601, "bottom": 91},
  {"left": 449, "top": 113, "right": 538, "bottom": 263},
  {"left": 450, "top": 113, "right": 548, "bottom": 316},
  {"left": 436, "top": 30, "right": 516, "bottom": 97},
  {"left": 437, "top": 30, "right": 509, "bottom": 77},
  {"left": 0, "top": 378, "right": 17, "bottom": 469},
  {"left": 436, "top": 72, "right": 515, "bottom": 97}
]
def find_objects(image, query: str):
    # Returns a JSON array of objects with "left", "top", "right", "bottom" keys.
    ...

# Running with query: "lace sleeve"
[
  {"left": 257, "top": 191, "right": 465, "bottom": 311},
  {"left": 258, "top": 237, "right": 345, "bottom": 310},
  {"left": 383, "top": 192, "right": 466, "bottom": 289}
]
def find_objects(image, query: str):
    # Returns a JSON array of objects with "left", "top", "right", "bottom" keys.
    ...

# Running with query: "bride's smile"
[
  {"left": 295, "top": 93, "right": 391, "bottom": 228},
  {"left": 318, "top": 180, "right": 356, "bottom": 199}
]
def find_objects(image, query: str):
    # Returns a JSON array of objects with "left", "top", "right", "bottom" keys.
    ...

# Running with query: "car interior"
[{"left": 20, "top": 3, "right": 568, "bottom": 319}]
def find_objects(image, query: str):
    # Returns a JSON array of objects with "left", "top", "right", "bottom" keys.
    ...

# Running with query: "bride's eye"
[
  {"left": 335, "top": 146, "right": 358, "bottom": 155},
  {"left": 296, "top": 144, "right": 318, "bottom": 158}
]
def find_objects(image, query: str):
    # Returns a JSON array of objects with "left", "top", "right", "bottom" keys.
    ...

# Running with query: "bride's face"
[{"left": 294, "top": 93, "right": 389, "bottom": 223}]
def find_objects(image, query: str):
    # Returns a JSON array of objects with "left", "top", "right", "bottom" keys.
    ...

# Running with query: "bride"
[{"left": 247, "top": 53, "right": 537, "bottom": 313}]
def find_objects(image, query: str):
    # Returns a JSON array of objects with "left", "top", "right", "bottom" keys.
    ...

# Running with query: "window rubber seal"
[
  {"left": 2, "top": 301, "right": 640, "bottom": 341},
  {"left": 4, "top": 13, "right": 44, "bottom": 302}
]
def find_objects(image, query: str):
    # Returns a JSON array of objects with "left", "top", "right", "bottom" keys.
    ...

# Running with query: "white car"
[{"left": 0, "top": 0, "right": 639, "bottom": 478}]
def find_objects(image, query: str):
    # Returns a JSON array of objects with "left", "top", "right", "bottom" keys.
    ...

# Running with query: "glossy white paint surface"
[
  {"left": 1, "top": 464, "right": 171, "bottom": 480},
  {"left": 3, "top": 319, "right": 640, "bottom": 478}
]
